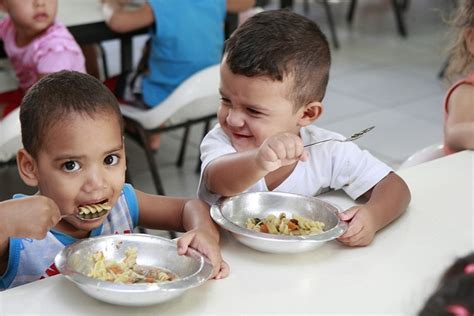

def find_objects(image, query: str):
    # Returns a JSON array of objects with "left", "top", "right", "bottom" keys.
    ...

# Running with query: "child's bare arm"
[
  {"left": 226, "top": 0, "right": 256, "bottom": 13},
  {"left": 0, "top": 196, "right": 61, "bottom": 274},
  {"left": 102, "top": 0, "right": 154, "bottom": 33},
  {"left": 446, "top": 84, "right": 474, "bottom": 151},
  {"left": 205, "top": 133, "right": 307, "bottom": 197},
  {"left": 338, "top": 172, "right": 411, "bottom": 246},
  {"left": 136, "top": 192, "right": 228, "bottom": 278}
]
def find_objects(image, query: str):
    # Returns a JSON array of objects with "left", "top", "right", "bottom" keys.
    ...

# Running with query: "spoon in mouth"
[{"left": 61, "top": 203, "right": 111, "bottom": 221}]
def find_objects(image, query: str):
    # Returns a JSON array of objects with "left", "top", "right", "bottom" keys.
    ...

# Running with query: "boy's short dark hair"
[
  {"left": 20, "top": 70, "right": 123, "bottom": 157},
  {"left": 224, "top": 9, "right": 331, "bottom": 109}
]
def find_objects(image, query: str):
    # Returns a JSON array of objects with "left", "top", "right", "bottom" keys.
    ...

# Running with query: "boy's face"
[
  {"left": 218, "top": 61, "right": 306, "bottom": 152},
  {"left": 29, "top": 111, "right": 125, "bottom": 231},
  {"left": 2, "top": 0, "right": 57, "bottom": 36}
]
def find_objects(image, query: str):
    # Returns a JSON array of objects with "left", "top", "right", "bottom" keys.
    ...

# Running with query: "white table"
[{"left": 1, "top": 151, "right": 472, "bottom": 315}]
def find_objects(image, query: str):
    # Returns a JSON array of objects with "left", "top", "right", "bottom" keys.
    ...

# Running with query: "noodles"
[
  {"left": 245, "top": 212, "right": 325, "bottom": 236},
  {"left": 88, "top": 247, "right": 176, "bottom": 284}
]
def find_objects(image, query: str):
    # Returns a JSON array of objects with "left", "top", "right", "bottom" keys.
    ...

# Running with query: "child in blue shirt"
[{"left": 0, "top": 70, "right": 228, "bottom": 290}]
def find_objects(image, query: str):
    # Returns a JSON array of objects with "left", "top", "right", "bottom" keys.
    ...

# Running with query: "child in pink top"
[
  {"left": 443, "top": 0, "right": 474, "bottom": 154},
  {"left": 0, "top": 0, "right": 85, "bottom": 117}
]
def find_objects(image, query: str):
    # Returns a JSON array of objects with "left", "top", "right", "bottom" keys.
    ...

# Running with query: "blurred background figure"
[
  {"left": 0, "top": 0, "right": 85, "bottom": 118},
  {"left": 443, "top": 0, "right": 474, "bottom": 155},
  {"left": 101, "top": 0, "right": 255, "bottom": 150}
]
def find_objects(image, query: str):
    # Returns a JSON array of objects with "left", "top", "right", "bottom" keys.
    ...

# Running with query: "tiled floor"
[{"left": 0, "top": 0, "right": 455, "bottom": 201}]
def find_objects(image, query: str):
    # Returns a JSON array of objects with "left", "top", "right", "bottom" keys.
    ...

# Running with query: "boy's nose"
[
  {"left": 226, "top": 109, "right": 245, "bottom": 127},
  {"left": 34, "top": 0, "right": 45, "bottom": 7},
  {"left": 82, "top": 169, "right": 107, "bottom": 193}
]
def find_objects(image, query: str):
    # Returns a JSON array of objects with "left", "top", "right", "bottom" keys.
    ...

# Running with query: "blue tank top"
[
  {"left": 0, "top": 183, "right": 139, "bottom": 290},
  {"left": 142, "top": 0, "right": 226, "bottom": 106}
]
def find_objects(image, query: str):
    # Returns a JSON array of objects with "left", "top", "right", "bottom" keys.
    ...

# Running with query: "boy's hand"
[
  {"left": 337, "top": 205, "right": 377, "bottom": 247},
  {"left": 256, "top": 133, "right": 308, "bottom": 172},
  {"left": 176, "top": 229, "right": 230, "bottom": 279},
  {"left": 3, "top": 196, "right": 61, "bottom": 240}
]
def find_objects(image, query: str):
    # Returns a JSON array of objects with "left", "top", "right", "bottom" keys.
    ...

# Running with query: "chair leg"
[
  {"left": 322, "top": 0, "right": 339, "bottom": 49},
  {"left": 438, "top": 58, "right": 450, "bottom": 79},
  {"left": 136, "top": 125, "right": 166, "bottom": 195},
  {"left": 176, "top": 124, "right": 191, "bottom": 167},
  {"left": 99, "top": 44, "right": 109, "bottom": 79},
  {"left": 391, "top": 0, "right": 407, "bottom": 37},
  {"left": 346, "top": 0, "right": 357, "bottom": 24}
]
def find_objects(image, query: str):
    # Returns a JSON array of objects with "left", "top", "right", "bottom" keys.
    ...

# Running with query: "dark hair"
[
  {"left": 20, "top": 70, "right": 123, "bottom": 157},
  {"left": 419, "top": 253, "right": 474, "bottom": 316},
  {"left": 224, "top": 9, "right": 331, "bottom": 109}
]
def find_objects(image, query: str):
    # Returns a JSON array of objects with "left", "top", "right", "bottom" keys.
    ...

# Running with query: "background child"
[
  {"left": 419, "top": 253, "right": 474, "bottom": 316},
  {"left": 0, "top": 71, "right": 228, "bottom": 290},
  {"left": 444, "top": 0, "right": 474, "bottom": 154},
  {"left": 0, "top": 0, "right": 86, "bottom": 118},
  {"left": 101, "top": 0, "right": 255, "bottom": 149},
  {"left": 198, "top": 10, "right": 411, "bottom": 247}
]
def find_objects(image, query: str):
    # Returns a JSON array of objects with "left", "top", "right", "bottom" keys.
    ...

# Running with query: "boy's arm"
[
  {"left": 338, "top": 172, "right": 411, "bottom": 246},
  {"left": 137, "top": 190, "right": 219, "bottom": 236},
  {"left": 204, "top": 133, "right": 307, "bottom": 197},
  {"left": 102, "top": 0, "right": 154, "bottom": 33},
  {"left": 446, "top": 84, "right": 474, "bottom": 151},
  {"left": 0, "top": 197, "right": 61, "bottom": 275},
  {"left": 137, "top": 191, "right": 228, "bottom": 278},
  {"left": 226, "top": 0, "right": 256, "bottom": 13},
  {"left": 361, "top": 172, "right": 411, "bottom": 232},
  {"left": 204, "top": 149, "right": 268, "bottom": 197}
]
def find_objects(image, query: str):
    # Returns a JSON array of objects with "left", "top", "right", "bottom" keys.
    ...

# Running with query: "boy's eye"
[
  {"left": 220, "top": 97, "right": 231, "bottom": 105},
  {"left": 104, "top": 154, "right": 119, "bottom": 166},
  {"left": 247, "top": 108, "right": 262, "bottom": 115},
  {"left": 63, "top": 160, "right": 80, "bottom": 172}
]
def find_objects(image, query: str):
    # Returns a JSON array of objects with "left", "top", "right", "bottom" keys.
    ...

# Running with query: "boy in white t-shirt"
[{"left": 198, "top": 10, "right": 411, "bottom": 247}]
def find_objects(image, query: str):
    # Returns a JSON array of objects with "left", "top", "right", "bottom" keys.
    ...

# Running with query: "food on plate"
[
  {"left": 245, "top": 212, "right": 325, "bottom": 236},
  {"left": 88, "top": 247, "right": 176, "bottom": 284}
]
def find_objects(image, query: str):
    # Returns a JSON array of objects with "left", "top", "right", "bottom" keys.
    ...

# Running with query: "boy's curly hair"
[
  {"left": 224, "top": 9, "right": 331, "bottom": 110},
  {"left": 446, "top": 0, "right": 474, "bottom": 80},
  {"left": 20, "top": 71, "right": 123, "bottom": 158}
]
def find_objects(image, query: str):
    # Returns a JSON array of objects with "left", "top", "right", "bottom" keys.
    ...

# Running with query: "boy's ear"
[
  {"left": 298, "top": 101, "right": 323, "bottom": 126},
  {"left": 17, "top": 149, "right": 39, "bottom": 187},
  {"left": 464, "top": 27, "right": 474, "bottom": 55}
]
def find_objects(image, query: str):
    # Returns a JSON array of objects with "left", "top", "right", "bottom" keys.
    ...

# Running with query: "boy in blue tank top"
[{"left": 0, "top": 71, "right": 228, "bottom": 290}]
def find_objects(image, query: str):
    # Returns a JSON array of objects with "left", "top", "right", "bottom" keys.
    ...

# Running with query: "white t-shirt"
[{"left": 198, "top": 124, "right": 392, "bottom": 205}]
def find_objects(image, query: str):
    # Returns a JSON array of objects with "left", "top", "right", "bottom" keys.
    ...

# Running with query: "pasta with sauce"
[{"left": 245, "top": 212, "right": 325, "bottom": 236}]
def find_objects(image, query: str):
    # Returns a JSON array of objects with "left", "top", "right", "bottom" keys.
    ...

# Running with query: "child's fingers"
[
  {"left": 338, "top": 207, "right": 358, "bottom": 221},
  {"left": 205, "top": 251, "right": 225, "bottom": 278},
  {"left": 176, "top": 231, "right": 196, "bottom": 255},
  {"left": 214, "top": 260, "right": 230, "bottom": 279},
  {"left": 338, "top": 219, "right": 363, "bottom": 239}
]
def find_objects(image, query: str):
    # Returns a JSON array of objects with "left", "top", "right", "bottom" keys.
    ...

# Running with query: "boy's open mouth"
[{"left": 77, "top": 201, "right": 111, "bottom": 220}]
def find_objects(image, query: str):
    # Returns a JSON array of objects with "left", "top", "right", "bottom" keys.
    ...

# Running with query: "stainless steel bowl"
[
  {"left": 54, "top": 234, "right": 213, "bottom": 306},
  {"left": 211, "top": 192, "right": 347, "bottom": 253}
]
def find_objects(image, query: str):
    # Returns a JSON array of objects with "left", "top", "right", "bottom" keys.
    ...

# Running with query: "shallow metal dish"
[
  {"left": 55, "top": 234, "right": 213, "bottom": 306},
  {"left": 211, "top": 192, "right": 347, "bottom": 253}
]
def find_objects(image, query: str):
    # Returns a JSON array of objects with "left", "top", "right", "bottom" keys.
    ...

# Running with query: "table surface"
[{"left": 1, "top": 150, "right": 473, "bottom": 315}]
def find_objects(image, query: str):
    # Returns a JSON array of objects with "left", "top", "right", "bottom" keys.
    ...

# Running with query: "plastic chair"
[
  {"left": 398, "top": 143, "right": 445, "bottom": 169},
  {"left": 0, "top": 107, "right": 21, "bottom": 167},
  {"left": 120, "top": 64, "right": 221, "bottom": 195}
]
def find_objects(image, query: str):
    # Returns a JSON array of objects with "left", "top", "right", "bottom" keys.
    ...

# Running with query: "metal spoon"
[{"left": 304, "top": 126, "right": 375, "bottom": 147}]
